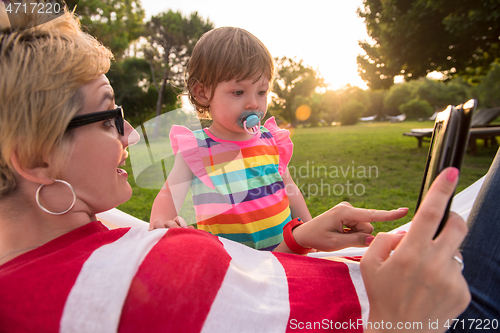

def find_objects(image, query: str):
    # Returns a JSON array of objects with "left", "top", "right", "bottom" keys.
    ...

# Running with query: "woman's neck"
[{"left": 0, "top": 197, "right": 94, "bottom": 266}]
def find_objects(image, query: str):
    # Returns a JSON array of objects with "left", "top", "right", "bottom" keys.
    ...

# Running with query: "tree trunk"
[{"left": 152, "top": 68, "right": 169, "bottom": 138}]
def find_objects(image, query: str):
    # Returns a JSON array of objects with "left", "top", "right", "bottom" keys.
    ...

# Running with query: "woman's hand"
[
  {"left": 361, "top": 167, "right": 470, "bottom": 332},
  {"left": 291, "top": 203, "right": 408, "bottom": 252},
  {"left": 149, "top": 216, "right": 193, "bottom": 230}
]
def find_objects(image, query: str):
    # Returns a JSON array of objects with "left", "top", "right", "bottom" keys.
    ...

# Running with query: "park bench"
[
  {"left": 404, "top": 107, "right": 500, "bottom": 154},
  {"left": 403, "top": 129, "right": 433, "bottom": 148}
]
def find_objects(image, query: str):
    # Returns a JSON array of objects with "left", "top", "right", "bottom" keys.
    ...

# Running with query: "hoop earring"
[{"left": 35, "top": 180, "right": 76, "bottom": 215}]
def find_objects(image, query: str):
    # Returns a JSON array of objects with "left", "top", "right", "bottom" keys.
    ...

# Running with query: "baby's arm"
[
  {"left": 282, "top": 167, "right": 312, "bottom": 222},
  {"left": 150, "top": 153, "right": 193, "bottom": 230}
]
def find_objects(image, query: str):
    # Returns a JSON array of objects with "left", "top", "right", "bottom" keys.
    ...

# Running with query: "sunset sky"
[{"left": 140, "top": 0, "right": 371, "bottom": 90}]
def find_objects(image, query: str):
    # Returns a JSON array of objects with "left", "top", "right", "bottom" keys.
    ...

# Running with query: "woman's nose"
[{"left": 124, "top": 120, "right": 140, "bottom": 147}]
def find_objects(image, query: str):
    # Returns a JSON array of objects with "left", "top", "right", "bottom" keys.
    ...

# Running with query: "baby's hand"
[{"left": 149, "top": 216, "right": 192, "bottom": 230}]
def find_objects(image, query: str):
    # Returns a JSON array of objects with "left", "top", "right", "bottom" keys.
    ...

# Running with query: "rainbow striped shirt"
[{"left": 170, "top": 117, "right": 293, "bottom": 250}]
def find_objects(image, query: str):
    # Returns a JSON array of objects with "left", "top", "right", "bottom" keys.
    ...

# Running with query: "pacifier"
[{"left": 237, "top": 111, "right": 264, "bottom": 136}]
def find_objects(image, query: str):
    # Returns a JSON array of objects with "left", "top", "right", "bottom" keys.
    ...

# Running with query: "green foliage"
[
  {"left": 416, "top": 79, "right": 451, "bottom": 111},
  {"left": 415, "top": 78, "right": 471, "bottom": 111},
  {"left": 270, "top": 57, "right": 325, "bottom": 124},
  {"left": 313, "top": 85, "right": 370, "bottom": 124},
  {"left": 364, "top": 89, "right": 386, "bottom": 118},
  {"left": 303, "top": 77, "right": 473, "bottom": 124},
  {"left": 399, "top": 99, "right": 433, "bottom": 120},
  {"left": 75, "top": 0, "right": 145, "bottom": 59},
  {"left": 357, "top": 43, "right": 399, "bottom": 90},
  {"left": 358, "top": 0, "right": 500, "bottom": 88},
  {"left": 299, "top": 93, "right": 324, "bottom": 127},
  {"left": 381, "top": 78, "right": 472, "bottom": 117},
  {"left": 476, "top": 63, "right": 500, "bottom": 108},
  {"left": 107, "top": 58, "right": 180, "bottom": 128},
  {"left": 383, "top": 84, "right": 413, "bottom": 115},
  {"left": 317, "top": 90, "right": 341, "bottom": 124},
  {"left": 338, "top": 100, "right": 366, "bottom": 126},
  {"left": 145, "top": 10, "right": 213, "bottom": 77},
  {"left": 143, "top": 10, "right": 213, "bottom": 136}
]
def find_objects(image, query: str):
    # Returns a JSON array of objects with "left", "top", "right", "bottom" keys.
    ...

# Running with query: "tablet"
[{"left": 415, "top": 99, "right": 476, "bottom": 237}]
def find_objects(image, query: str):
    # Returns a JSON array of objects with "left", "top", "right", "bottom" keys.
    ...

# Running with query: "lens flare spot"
[{"left": 296, "top": 105, "right": 312, "bottom": 121}]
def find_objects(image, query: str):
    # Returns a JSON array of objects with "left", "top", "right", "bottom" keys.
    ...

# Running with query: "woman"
[{"left": 0, "top": 6, "right": 495, "bottom": 333}]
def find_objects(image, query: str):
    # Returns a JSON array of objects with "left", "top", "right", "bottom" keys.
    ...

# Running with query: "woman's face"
[{"left": 60, "top": 75, "right": 138, "bottom": 215}]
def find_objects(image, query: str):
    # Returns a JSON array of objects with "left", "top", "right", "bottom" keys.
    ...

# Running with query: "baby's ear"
[{"left": 192, "top": 82, "right": 210, "bottom": 105}]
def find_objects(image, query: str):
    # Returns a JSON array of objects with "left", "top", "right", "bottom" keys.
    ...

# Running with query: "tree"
[
  {"left": 399, "top": 99, "right": 433, "bottom": 120},
  {"left": 314, "top": 85, "right": 372, "bottom": 124},
  {"left": 383, "top": 83, "right": 413, "bottom": 115},
  {"left": 270, "top": 57, "right": 325, "bottom": 125},
  {"left": 475, "top": 63, "right": 500, "bottom": 107},
  {"left": 357, "top": 42, "right": 399, "bottom": 90},
  {"left": 75, "top": 0, "right": 145, "bottom": 59},
  {"left": 317, "top": 90, "right": 342, "bottom": 125},
  {"left": 338, "top": 100, "right": 366, "bottom": 126},
  {"left": 106, "top": 57, "right": 179, "bottom": 128},
  {"left": 143, "top": 10, "right": 213, "bottom": 137},
  {"left": 415, "top": 78, "right": 471, "bottom": 111},
  {"left": 357, "top": 0, "right": 500, "bottom": 88},
  {"left": 364, "top": 89, "right": 387, "bottom": 118}
]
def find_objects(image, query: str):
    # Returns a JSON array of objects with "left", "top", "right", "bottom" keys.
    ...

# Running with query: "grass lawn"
[{"left": 117, "top": 120, "right": 498, "bottom": 234}]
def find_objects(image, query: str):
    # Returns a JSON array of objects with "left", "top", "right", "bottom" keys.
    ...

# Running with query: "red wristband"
[{"left": 283, "top": 218, "right": 311, "bottom": 254}]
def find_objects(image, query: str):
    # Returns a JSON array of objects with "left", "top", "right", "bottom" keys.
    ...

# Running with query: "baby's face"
[{"left": 207, "top": 76, "right": 270, "bottom": 140}]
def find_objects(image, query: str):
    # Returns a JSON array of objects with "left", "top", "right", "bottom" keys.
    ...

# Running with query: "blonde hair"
[
  {"left": 0, "top": 7, "right": 113, "bottom": 196},
  {"left": 186, "top": 27, "right": 274, "bottom": 118}
]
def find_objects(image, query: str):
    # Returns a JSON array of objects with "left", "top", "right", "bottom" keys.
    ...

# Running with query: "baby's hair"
[{"left": 186, "top": 27, "right": 274, "bottom": 118}]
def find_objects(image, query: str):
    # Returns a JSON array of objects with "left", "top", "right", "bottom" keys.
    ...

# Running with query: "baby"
[{"left": 150, "top": 27, "right": 311, "bottom": 251}]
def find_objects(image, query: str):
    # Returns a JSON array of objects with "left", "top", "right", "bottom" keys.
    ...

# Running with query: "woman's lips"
[{"left": 117, "top": 168, "right": 128, "bottom": 176}]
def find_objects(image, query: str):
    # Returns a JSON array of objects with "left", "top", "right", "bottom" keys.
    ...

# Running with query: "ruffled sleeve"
[
  {"left": 263, "top": 117, "right": 293, "bottom": 176},
  {"left": 169, "top": 125, "right": 215, "bottom": 189}
]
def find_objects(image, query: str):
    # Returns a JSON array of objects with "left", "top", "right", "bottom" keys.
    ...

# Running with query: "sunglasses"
[{"left": 66, "top": 107, "right": 124, "bottom": 136}]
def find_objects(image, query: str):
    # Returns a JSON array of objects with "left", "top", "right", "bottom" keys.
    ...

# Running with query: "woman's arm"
[
  {"left": 273, "top": 202, "right": 407, "bottom": 254},
  {"left": 150, "top": 153, "right": 193, "bottom": 229},
  {"left": 361, "top": 167, "right": 470, "bottom": 332},
  {"left": 275, "top": 167, "right": 470, "bottom": 332}
]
